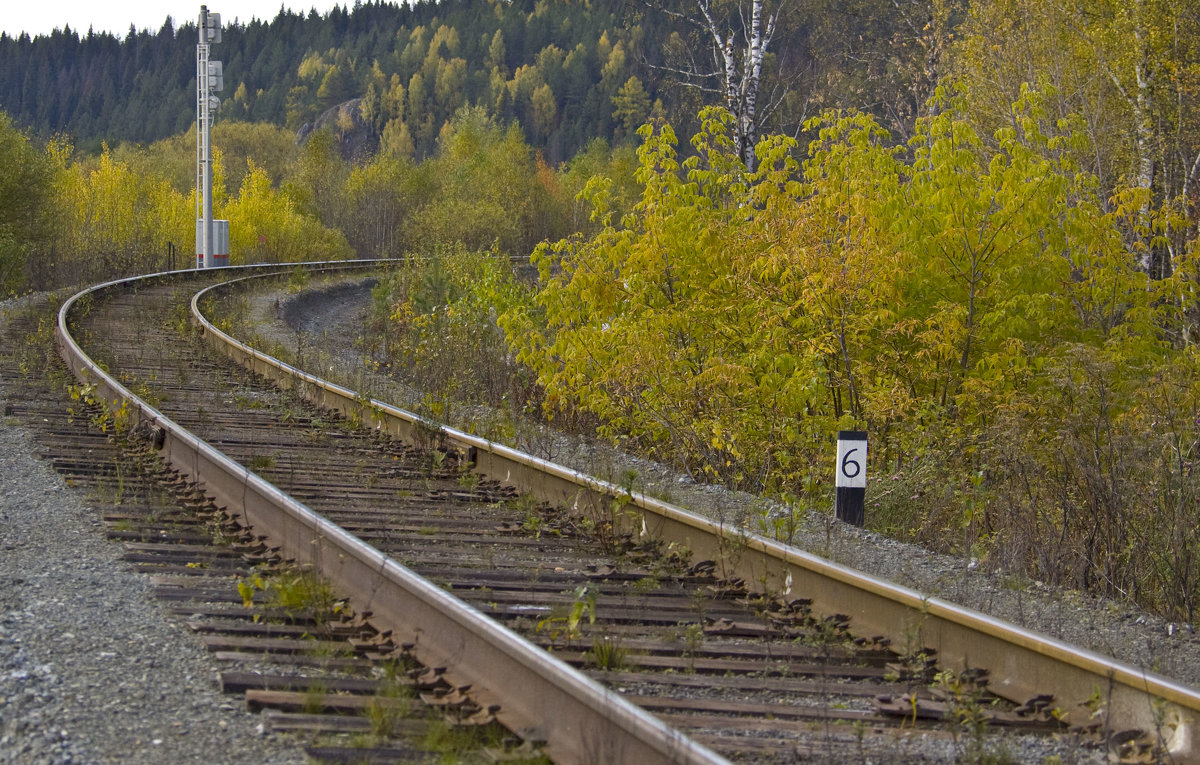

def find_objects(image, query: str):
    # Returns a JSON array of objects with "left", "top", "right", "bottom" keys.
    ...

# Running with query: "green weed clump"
[{"left": 237, "top": 567, "right": 344, "bottom": 627}]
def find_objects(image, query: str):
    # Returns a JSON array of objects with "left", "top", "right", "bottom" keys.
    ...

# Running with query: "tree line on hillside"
[{"left": 0, "top": 0, "right": 960, "bottom": 162}]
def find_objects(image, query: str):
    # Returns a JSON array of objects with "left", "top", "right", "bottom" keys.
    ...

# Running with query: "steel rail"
[
  {"left": 56, "top": 264, "right": 726, "bottom": 765},
  {"left": 194, "top": 267, "right": 1200, "bottom": 761}
]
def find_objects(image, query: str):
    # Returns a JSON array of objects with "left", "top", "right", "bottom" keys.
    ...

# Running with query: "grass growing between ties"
[
  {"left": 364, "top": 669, "right": 414, "bottom": 741},
  {"left": 536, "top": 583, "right": 599, "bottom": 646},
  {"left": 422, "top": 717, "right": 550, "bottom": 765},
  {"left": 681, "top": 622, "right": 704, "bottom": 674},
  {"left": 246, "top": 453, "right": 275, "bottom": 472},
  {"left": 932, "top": 669, "right": 1018, "bottom": 765},
  {"left": 4, "top": 295, "right": 75, "bottom": 392},
  {"left": 588, "top": 636, "right": 632, "bottom": 672},
  {"left": 4, "top": 284, "right": 557, "bottom": 764},
  {"left": 302, "top": 679, "right": 330, "bottom": 715},
  {"left": 237, "top": 565, "right": 346, "bottom": 631}
]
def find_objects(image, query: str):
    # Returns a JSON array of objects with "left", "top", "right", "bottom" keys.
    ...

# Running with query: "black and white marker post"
[{"left": 835, "top": 430, "right": 867, "bottom": 527}]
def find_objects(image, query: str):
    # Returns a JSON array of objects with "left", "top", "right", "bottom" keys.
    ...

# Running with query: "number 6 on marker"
[
  {"left": 841, "top": 448, "right": 862, "bottom": 479},
  {"left": 836, "top": 433, "right": 867, "bottom": 489}
]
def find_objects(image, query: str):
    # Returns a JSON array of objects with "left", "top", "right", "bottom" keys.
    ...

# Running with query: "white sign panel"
[{"left": 836, "top": 434, "right": 867, "bottom": 489}]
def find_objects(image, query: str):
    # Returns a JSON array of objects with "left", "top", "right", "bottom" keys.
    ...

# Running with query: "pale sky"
[{"left": 1, "top": 2, "right": 351, "bottom": 40}]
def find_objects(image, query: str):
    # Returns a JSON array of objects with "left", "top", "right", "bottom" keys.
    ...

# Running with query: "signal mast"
[{"left": 196, "top": 6, "right": 228, "bottom": 267}]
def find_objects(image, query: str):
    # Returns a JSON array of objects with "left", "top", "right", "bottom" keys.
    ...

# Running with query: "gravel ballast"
[{"left": 0, "top": 298, "right": 306, "bottom": 765}]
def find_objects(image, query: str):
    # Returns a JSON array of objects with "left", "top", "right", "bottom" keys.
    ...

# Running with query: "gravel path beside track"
[{"left": 0, "top": 297, "right": 305, "bottom": 765}]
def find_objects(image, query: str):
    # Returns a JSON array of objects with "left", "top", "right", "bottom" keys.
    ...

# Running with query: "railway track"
[{"left": 12, "top": 262, "right": 1196, "bottom": 762}]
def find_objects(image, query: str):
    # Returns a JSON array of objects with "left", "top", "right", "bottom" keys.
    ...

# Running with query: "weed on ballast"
[
  {"left": 246, "top": 454, "right": 276, "bottom": 472},
  {"left": 301, "top": 679, "right": 329, "bottom": 715},
  {"left": 500, "top": 493, "right": 569, "bottom": 540},
  {"left": 364, "top": 672, "right": 414, "bottom": 740},
  {"left": 5, "top": 299, "right": 73, "bottom": 389},
  {"left": 93, "top": 461, "right": 130, "bottom": 505},
  {"left": 286, "top": 265, "right": 311, "bottom": 294},
  {"left": 237, "top": 566, "right": 346, "bottom": 629},
  {"left": 588, "top": 636, "right": 632, "bottom": 672},
  {"left": 798, "top": 613, "right": 854, "bottom": 652},
  {"left": 422, "top": 716, "right": 519, "bottom": 763},
  {"left": 631, "top": 575, "right": 660, "bottom": 596},
  {"left": 932, "top": 668, "right": 1017, "bottom": 764},
  {"left": 681, "top": 622, "right": 705, "bottom": 673},
  {"left": 536, "top": 583, "right": 599, "bottom": 645}
]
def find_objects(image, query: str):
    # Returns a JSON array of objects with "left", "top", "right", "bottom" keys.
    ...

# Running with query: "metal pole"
[{"left": 197, "top": 6, "right": 213, "bottom": 269}]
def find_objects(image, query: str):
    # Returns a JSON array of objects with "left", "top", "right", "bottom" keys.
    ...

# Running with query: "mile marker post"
[{"left": 835, "top": 430, "right": 867, "bottom": 526}]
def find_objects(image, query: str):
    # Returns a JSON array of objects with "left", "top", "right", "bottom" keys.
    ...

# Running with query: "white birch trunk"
[
  {"left": 742, "top": 0, "right": 764, "bottom": 169},
  {"left": 1132, "top": 29, "right": 1156, "bottom": 274},
  {"left": 695, "top": 0, "right": 775, "bottom": 172},
  {"left": 1101, "top": 5, "right": 1157, "bottom": 275}
]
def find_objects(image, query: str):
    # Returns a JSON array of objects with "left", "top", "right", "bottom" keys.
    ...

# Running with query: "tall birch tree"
[{"left": 653, "top": 0, "right": 780, "bottom": 170}]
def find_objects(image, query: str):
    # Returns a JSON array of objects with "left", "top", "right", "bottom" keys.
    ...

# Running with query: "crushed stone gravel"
[{"left": 0, "top": 297, "right": 306, "bottom": 765}]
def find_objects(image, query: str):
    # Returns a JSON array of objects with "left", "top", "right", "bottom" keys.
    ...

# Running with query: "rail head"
[
  {"left": 57, "top": 265, "right": 728, "bottom": 765},
  {"left": 191, "top": 267, "right": 1200, "bottom": 760}
]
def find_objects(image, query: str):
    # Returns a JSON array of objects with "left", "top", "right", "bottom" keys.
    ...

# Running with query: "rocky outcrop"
[{"left": 295, "top": 98, "right": 379, "bottom": 162}]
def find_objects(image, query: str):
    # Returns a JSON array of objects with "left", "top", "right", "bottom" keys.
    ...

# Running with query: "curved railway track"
[{"left": 37, "top": 263, "right": 1200, "bottom": 763}]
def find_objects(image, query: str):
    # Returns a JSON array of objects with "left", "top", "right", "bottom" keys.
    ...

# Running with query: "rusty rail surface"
[
  {"left": 190, "top": 267, "right": 1200, "bottom": 761},
  {"left": 56, "top": 264, "right": 725, "bottom": 765}
]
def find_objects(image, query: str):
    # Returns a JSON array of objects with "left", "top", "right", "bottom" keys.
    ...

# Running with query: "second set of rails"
[{"left": 52, "top": 262, "right": 1200, "bottom": 762}]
